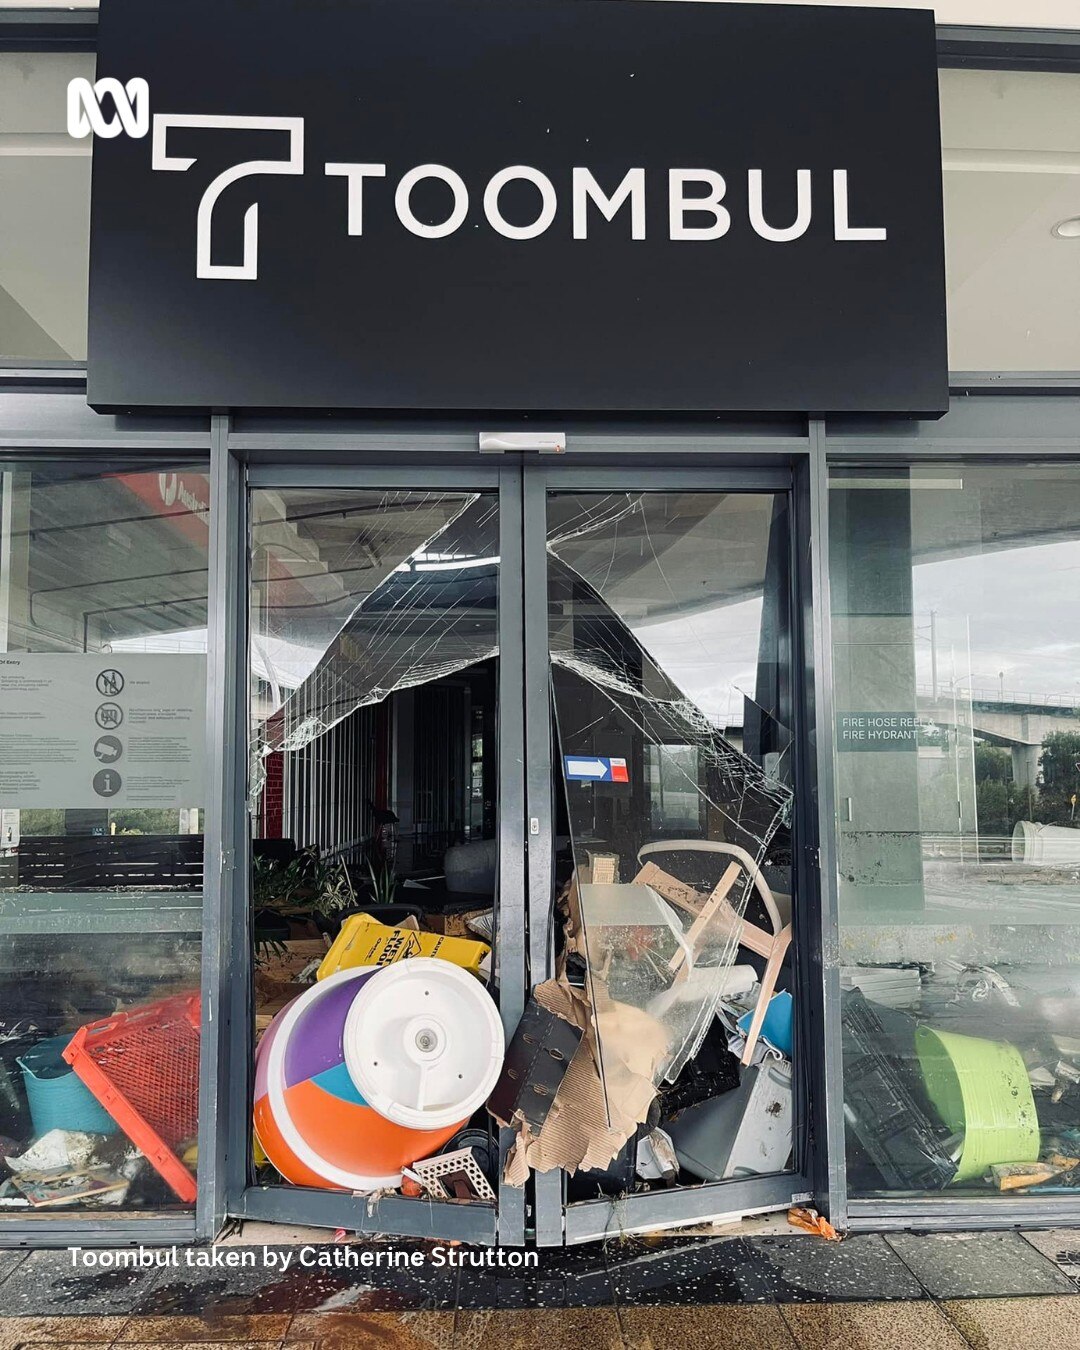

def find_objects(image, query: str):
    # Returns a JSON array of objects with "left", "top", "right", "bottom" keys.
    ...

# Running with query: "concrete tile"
[
  {"left": 115, "top": 1314, "right": 291, "bottom": 1341},
  {"left": 745, "top": 1234, "right": 923, "bottom": 1302},
  {"left": 0, "top": 1315, "right": 128, "bottom": 1349},
  {"left": 479, "top": 1241, "right": 612, "bottom": 1309},
  {"left": 0, "top": 1251, "right": 160, "bottom": 1316},
  {"left": 133, "top": 1247, "right": 460, "bottom": 1319},
  {"left": 885, "top": 1230, "right": 1077, "bottom": 1299},
  {"left": 287, "top": 1311, "right": 457, "bottom": 1349},
  {"left": 605, "top": 1236, "right": 777, "bottom": 1304},
  {"left": 942, "top": 1295, "right": 1080, "bottom": 1350},
  {"left": 0, "top": 1253, "right": 28, "bottom": 1290},
  {"left": 618, "top": 1303, "right": 796, "bottom": 1349},
  {"left": 455, "top": 1307, "right": 624, "bottom": 1349},
  {"left": 117, "top": 1343, "right": 280, "bottom": 1350},
  {"left": 1021, "top": 1229, "right": 1080, "bottom": 1289},
  {"left": 780, "top": 1300, "right": 969, "bottom": 1349}
]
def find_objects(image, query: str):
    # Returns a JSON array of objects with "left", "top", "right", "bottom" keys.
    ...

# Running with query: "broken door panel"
[{"left": 547, "top": 491, "right": 795, "bottom": 1136}]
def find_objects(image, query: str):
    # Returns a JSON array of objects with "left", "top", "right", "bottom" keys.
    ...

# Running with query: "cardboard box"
[{"left": 424, "top": 908, "right": 490, "bottom": 938}]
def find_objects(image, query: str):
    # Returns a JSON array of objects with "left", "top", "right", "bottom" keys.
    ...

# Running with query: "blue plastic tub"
[{"left": 16, "top": 1033, "right": 117, "bottom": 1137}]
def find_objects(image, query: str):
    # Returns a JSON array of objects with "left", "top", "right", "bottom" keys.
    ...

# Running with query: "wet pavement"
[{"left": 1, "top": 1228, "right": 1080, "bottom": 1345}]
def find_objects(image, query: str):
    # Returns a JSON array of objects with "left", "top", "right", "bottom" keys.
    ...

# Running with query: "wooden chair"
[{"left": 632, "top": 840, "right": 792, "bottom": 1066}]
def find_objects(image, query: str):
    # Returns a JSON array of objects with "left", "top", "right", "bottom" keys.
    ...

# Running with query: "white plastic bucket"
[
  {"left": 1012, "top": 820, "right": 1080, "bottom": 868},
  {"left": 343, "top": 957, "right": 505, "bottom": 1131}
]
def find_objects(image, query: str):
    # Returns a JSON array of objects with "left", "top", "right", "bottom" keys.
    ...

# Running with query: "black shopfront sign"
[{"left": 87, "top": 0, "right": 947, "bottom": 415}]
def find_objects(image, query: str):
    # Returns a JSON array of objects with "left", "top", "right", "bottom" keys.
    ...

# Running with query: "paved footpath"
[{"left": 3, "top": 1227, "right": 1080, "bottom": 1347}]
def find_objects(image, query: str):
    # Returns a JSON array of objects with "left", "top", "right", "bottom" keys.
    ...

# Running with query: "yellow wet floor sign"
[{"left": 318, "top": 913, "right": 490, "bottom": 981}]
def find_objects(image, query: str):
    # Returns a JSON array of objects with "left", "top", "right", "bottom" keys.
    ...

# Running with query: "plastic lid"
[{"left": 343, "top": 958, "right": 505, "bottom": 1131}]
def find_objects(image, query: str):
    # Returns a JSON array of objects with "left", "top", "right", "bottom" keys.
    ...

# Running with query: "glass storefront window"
[
  {"left": 0, "top": 460, "right": 209, "bottom": 1214},
  {"left": 0, "top": 52, "right": 93, "bottom": 360},
  {"left": 830, "top": 462, "right": 1080, "bottom": 1198},
  {"left": 942, "top": 68, "right": 1080, "bottom": 372}
]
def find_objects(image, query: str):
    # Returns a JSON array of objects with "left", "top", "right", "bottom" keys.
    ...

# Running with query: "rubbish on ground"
[
  {"left": 565, "top": 1132, "right": 638, "bottom": 1201},
  {"left": 841, "top": 990, "right": 957, "bottom": 1190},
  {"left": 840, "top": 965, "right": 922, "bottom": 1011},
  {"left": 446, "top": 1126, "right": 499, "bottom": 1185},
  {"left": 915, "top": 1024, "right": 1039, "bottom": 1183},
  {"left": 737, "top": 990, "right": 793, "bottom": 1058},
  {"left": 16, "top": 1034, "right": 118, "bottom": 1138},
  {"left": 497, "top": 977, "right": 667, "bottom": 1185},
  {"left": 659, "top": 1023, "right": 741, "bottom": 1118},
  {"left": 787, "top": 1206, "right": 839, "bottom": 1241},
  {"left": 668, "top": 1058, "right": 793, "bottom": 1182},
  {"left": 8, "top": 1165, "right": 129, "bottom": 1208},
  {"left": 953, "top": 964, "right": 1021, "bottom": 1009},
  {"left": 990, "top": 1160, "right": 1067, "bottom": 1191},
  {"left": 465, "top": 910, "right": 494, "bottom": 941},
  {"left": 423, "top": 908, "right": 491, "bottom": 939},
  {"left": 407, "top": 1146, "right": 496, "bottom": 1202},
  {"left": 487, "top": 997, "right": 583, "bottom": 1133},
  {"left": 636, "top": 1127, "right": 679, "bottom": 1182},
  {"left": 318, "top": 913, "right": 490, "bottom": 980},
  {"left": 63, "top": 992, "right": 201, "bottom": 1203},
  {"left": 4, "top": 1128, "right": 102, "bottom": 1176},
  {"left": 255, "top": 961, "right": 502, "bottom": 1192},
  {"left": 0, "top": 1180, "right": 30, "bottom": 1207}
]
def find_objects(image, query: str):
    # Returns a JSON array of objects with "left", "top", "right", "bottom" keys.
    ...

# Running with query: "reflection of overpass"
[{"left": 916, "top": 687, "right": 1080, "bottom": 788}]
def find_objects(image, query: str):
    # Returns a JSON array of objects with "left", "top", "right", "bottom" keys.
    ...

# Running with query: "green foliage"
[
  {"left": 17, "top": 809, "right": 66, "bottom": 836},
  {"left": 364, "top": 855, "right": 399, "bottom": 905},
  {"left": 250, "top": 847, "right": 358, "bottom": 919},
  {"left": 1036, "top": 731, "right": 1080, "bottom": 826},
  {"left": 974, "top": 743, "right": 1031, "bottom": 836}
]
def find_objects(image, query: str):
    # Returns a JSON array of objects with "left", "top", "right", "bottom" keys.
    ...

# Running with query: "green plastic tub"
[{"left": 915, "top": 1025, "right": 1039, "bottom": 1183}]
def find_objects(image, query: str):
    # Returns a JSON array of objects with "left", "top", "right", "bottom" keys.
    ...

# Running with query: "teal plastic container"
[{"left": 17, "top": 1033, "right": 118, "bottom": 1137}]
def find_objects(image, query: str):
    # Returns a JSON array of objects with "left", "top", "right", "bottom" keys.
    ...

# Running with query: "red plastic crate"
[{"left": 63, "top": 992, "right": 201, "bottom": 1203}]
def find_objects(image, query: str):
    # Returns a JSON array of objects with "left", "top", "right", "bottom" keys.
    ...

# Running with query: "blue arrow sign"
[{"left": 563, "top": 755, "right": 629, "bottom": 783}]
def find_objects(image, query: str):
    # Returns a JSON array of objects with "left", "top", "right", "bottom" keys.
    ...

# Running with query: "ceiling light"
[{"left": 1052, "top": 216, "right": 1080, "bottom": 239}]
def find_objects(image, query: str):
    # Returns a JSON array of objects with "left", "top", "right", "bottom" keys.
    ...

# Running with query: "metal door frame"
[
  {"left": 522, "top": 461, "right": 817, "bottom": 1245},
  {"left": 223, "top": 453, "right": 527, "bottom": 1245}
]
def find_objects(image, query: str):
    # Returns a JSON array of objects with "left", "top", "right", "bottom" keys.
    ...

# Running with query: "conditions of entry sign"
[{"left": 87, "top": 0, "right": 947, "bottom": 415}]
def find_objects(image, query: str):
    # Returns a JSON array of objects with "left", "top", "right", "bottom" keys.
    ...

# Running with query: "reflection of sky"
[
  {"left": 914, "top": 538, "right": 1080, "bottom": 702},
  {"left": 632, "top": 597, "right": 763, "bottom": 728}
]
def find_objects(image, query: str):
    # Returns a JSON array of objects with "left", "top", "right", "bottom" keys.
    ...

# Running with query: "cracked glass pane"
[
  {"left": 247, "top": 486, "right": 503, "bottom": 1198},
  {"left": 250, "top": 490, "right": 497, "bottom": 771},
  {"left": 547, "top": 491, "right": 795, "bottom": 1128}
]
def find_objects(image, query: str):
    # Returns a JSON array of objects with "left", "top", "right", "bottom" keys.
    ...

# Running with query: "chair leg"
[{"left": 740, "top": 926, "right": 792, "bottom": 1066}]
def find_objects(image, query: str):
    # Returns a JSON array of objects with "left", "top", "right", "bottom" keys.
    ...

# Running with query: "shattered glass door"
[
  {"left": 247, "top": 487, "right": 509, "bottom": 1216},
  {"left": 538, "top": 490, "right": 799, "bottom": 1196}
]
